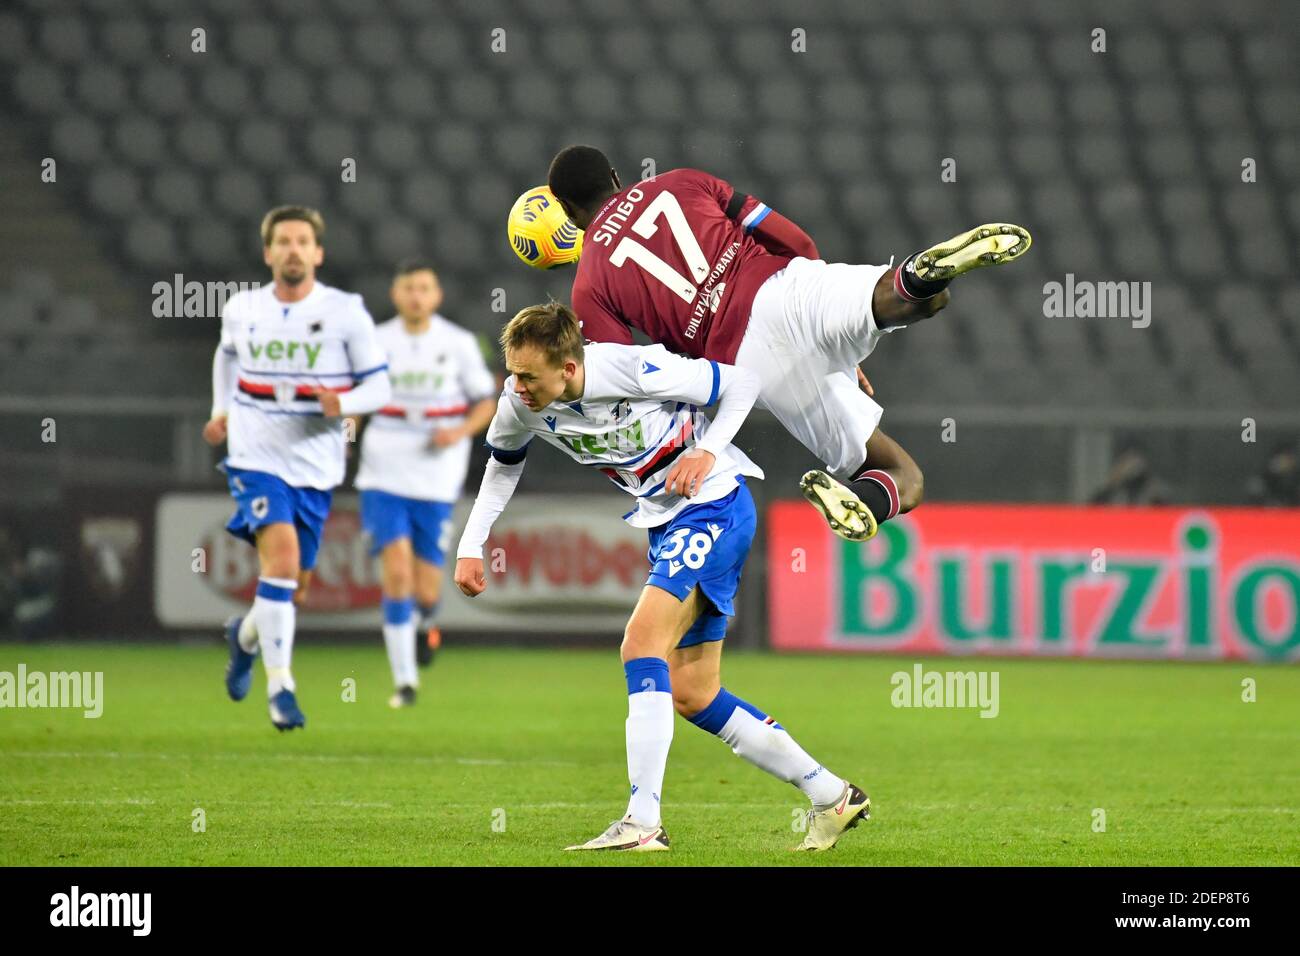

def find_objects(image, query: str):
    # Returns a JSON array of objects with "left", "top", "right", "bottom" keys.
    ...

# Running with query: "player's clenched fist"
[
  {"left": 454, "top": 557, "right": 487, "bottom": 597},
  {"left": 202, "top": 415, "right": 228, "bottom": 446},
  {"left": 663, "top": 448, "right": 715, "bottom": 499}
]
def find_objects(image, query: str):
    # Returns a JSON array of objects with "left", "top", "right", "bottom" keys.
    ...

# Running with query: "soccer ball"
[{"left": 506, "top": 185, "right": 583, "bottom": 269}]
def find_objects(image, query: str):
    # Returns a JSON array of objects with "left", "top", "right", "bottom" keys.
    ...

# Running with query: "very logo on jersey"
[
  {"left": 247, "top": 339, "right": 324, "bottom": 368},
  {"left": 391, "top": 370, "right": 444, "bottom": 391},
  {"left": 557, "top": 419, "right": 648, "bottom": 458}
]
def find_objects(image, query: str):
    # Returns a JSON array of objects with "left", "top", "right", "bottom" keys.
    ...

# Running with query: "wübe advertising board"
[
  {"left": 154, "top": 493, "right": 648, "bottom": 632},
  {"left": 768, "top": 503, "right": 1300, "bottom": 660}
]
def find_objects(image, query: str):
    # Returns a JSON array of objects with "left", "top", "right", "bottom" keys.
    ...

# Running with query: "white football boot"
[
  {"left": 564, "top": 815, "right": 670, "bottom": 852},
  {"left": 794, "top": 782, "right": 871, "bottom": 851},
  {"left": 800, "top": 470, "right": 878, "bottom": 542}
]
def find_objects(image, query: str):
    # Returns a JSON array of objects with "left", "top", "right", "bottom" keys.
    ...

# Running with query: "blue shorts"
[
  {"left": 645, "top": 478, "right": 757, "bottom": 649},
  {"left": 223, "top": 465, "right": 333, "bottom": 572},
  {"left": 359, "top": 490, "right": 455, "bottom": 565}
]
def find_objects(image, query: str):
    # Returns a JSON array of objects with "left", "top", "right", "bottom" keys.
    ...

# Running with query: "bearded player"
[
  {"left": 453, "top": 303, "right": 871, "bottom": 852},
  {"left": 547, "top": 145, "right": 1032, "bottom": 543},
  {"left": 204, "top": 206, "right": 392, "bottom": 730}
]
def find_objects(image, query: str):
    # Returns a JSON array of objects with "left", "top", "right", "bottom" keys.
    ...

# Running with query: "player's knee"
[
  {"left": 383, "top": 567, "right": 414, "bottom": 599},
  {"left": 620, "top": 620, "right": 666, "bottom": 662},
  {"left": 672, "top": 684, "right": 717, "bottom": 719},
  {"left": 261, "top": 551, "right": 299, "bottom": 581}
]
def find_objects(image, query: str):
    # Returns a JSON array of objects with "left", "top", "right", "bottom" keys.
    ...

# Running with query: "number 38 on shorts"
[{"left": 644, "top": 481, "right": 757, "bottom": 615}]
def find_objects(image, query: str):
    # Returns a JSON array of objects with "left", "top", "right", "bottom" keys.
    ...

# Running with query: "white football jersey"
[
  {"left": 355, "top": 314, "right": 497, "bottom": 502},
  {"left": 486, "top": 342, "right": 764, "bottom": 528},
  {"left": 220, "top": 282, "right": 387, "bottom": 490}
]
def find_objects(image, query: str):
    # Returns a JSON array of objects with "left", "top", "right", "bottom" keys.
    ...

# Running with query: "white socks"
[
  {"left": 624, "top": 658, "right": 674, "bottom": 828},
  {"left": 689, "top": 688, "right": 846, "bottom": 808},
  {"left": 253, "top": 577, "right": 297, "bottom": 696},
  {"left": 381, "top": 597, "right": 418, "bottom": 690}
]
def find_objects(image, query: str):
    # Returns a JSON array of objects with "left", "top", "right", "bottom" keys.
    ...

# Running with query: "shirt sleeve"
[
  {"left": 628, "top": 343, "right": 723, "bottom": 406},
  {"left": 483, "top": 387, "right": 533, "bottom": 463},
  {"left": 336, "top": 297, "right": 391, "bottom": 416},
  {"left": 213, "top": 294, "right": 243, "bottom": 415},
  {"left": 455, "top": 456, "right": 526, "bottom": 561},
  {"left": 211, "top": 345, "right": 236, "bottom": 417},
  {"left": 457, "top": 329, "right": 497, "bottom": 402},
  {"left": 571, "top": 278, "right": 634, "bottom": 345},
  {"left": 218, "top": 291, "right": 243, "bottom": 353}
]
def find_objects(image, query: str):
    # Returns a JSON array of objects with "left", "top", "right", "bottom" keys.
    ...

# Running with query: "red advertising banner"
[{"left": 768, "top": 503, "right": 1300, "bottom": 661}]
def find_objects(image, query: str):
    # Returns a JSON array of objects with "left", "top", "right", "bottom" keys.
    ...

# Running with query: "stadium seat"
[
  {"left": 153, "top": 168, "right": 207, "bottom": 217},
  {"left": 125, "top": 215, "right": 178, "bottom": 269},
  {"left": 401, "top": 172, "right": 455, "bottom": 224},
  {"left": 198, "top": 63, "right": 256, "bottom": 118},
  {"left": 75, "top": 65, "right": 130, "bottom": 115},
  {"left": 661, "top": 28, "right": 721, "bottom": 74},
  {"left": 101, "top": 16, "right": 152, "bottom": 63},
  {"left": 50, "top": 114, "right": 106, "bottom": 165},
  {"left": 338, "top": 177, "right": 394, "bottom": 221},
  {"left": 385, "top": 70, "right": 439, "bottom": 119},
  {"left": 88, "top": 166, "right": 144, "bottom": 218},
  {"left": 113, "top": 116, "right": 170, "bottom": 168},
  {"left": 39, "top": 13, "right": 92, "bottom": 65},
  {"left": 185, "top": 218, "right": 241, "bottom": 270},
  {"left": 570, "top": 72, "right": 625, "bottom": 122},
  {"left": 137, "top": 65, "right": 191, "bottom": 118},
  {"left": 174, "top": 117, "right": 230, "bottom": 170},
  {"left": 260, "top": 65, "right": 315, "bottom": 119},
  {"left": 212, "top": 169, "right": 269, "bottom": 220}
]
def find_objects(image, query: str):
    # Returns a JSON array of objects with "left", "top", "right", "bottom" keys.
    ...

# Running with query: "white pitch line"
[{"left": 0, "top": 750, "right": 586, "bottom": 768}]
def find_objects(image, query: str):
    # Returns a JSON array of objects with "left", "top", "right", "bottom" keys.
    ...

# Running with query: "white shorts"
[{"left": 734, "top": 257, "right": 895, "bottom": 478}]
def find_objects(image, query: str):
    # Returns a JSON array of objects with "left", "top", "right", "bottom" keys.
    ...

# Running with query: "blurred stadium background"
[{"left": 0, "top": 0, "right": 1296, "bottom": 655}]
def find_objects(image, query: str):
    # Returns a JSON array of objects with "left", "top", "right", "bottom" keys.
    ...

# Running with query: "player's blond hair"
[
  {"left": 260, "top": 205, "right": 325, "bottom": 247},
  {"left": 500, "top": 301, "right": 585, "bottom": 368}
]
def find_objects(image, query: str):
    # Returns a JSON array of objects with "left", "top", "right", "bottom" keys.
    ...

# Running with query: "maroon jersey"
[{"left": 569, "top": 168, "right": 791, "bottom": 364}]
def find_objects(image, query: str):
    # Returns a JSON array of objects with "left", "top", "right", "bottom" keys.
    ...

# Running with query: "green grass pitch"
[{"left": 1, "top": 642, "right": 1296, "bottom": 866}]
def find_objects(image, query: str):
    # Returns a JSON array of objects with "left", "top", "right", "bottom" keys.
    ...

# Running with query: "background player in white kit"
[
  {"left": 203, "top": 206, "right": 392, "bottom": 731},
  {"left": 352, "top": 260, "right": 497, "bottom": 708},
  {"left": 453, "top": 303, "right": 871, "bottom": 852}
]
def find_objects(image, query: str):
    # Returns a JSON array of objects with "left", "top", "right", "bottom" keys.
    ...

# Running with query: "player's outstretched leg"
[
  {"left": 873, "top": 223, "right": 1032, "bottom": 330},
  {"left": 803, "top": 428, "right": 922, "bottom": 542},
  {"left": 672, "top": 642, "right": 870, "bottom": 851}
]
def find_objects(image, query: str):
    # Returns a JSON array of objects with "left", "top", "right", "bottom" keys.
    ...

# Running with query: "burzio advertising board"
[
  {"left": 154, "top": 493, "right": 649, "bottom": 632},
  {"left": 768, "top": 503, "right": 1300, "bottom": 661}
]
